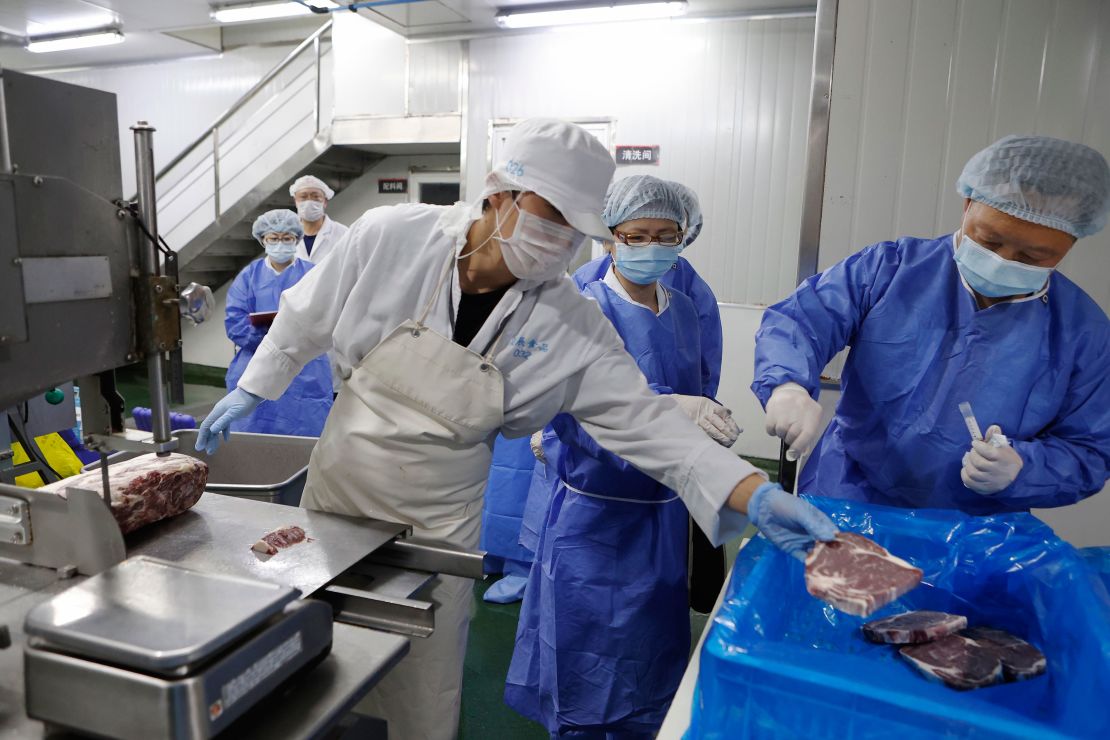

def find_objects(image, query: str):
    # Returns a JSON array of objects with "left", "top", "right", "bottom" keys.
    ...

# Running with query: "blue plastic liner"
[
  {"left": 687, "top": 497, "right": 1110, "bottom": 739},
  {"left": 1079, "top": 547, "right": 1110, "bottom": 592}
]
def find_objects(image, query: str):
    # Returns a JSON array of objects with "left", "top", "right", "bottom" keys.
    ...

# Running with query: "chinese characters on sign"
[
  {"left": 615, "top": 146, "right": 660, "bottom": 166},
  {"left": 378, "top": 178, "right": 408, "bottom": 194}
]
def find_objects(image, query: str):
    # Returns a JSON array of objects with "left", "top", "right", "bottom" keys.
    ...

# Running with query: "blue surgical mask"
[
  {"left": 265, "top": 242, "right": 297, "bottom": 264},
  {"left": 614, "top": 244, "right": 680, "bottom": 285},
  {"left": 953, "top": 234, "right": 1052, "bottom": 298}
]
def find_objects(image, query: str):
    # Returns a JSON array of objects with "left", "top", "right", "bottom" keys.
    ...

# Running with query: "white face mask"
[
  {"left": 463, "top": 196, "right": 584, "bottom": 282},
  {"left": 296, "top": 199, "right": 325, "bottom": 222}
]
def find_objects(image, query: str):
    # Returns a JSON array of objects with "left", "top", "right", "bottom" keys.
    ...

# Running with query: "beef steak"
[
  {"left": 805, "top": 532, "right": 923, "bottom": 617},
  {"left": 899, "top": 634, "right": 1003, "bottom": 690},
  {"left": 863, "top": 610, "right": 968, "bottom": 644},
  {"left": 962, "top": 627, "right": 1046, "bottom": 681}
]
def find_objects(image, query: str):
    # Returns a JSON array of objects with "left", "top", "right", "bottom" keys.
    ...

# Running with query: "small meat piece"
[
  {"left": 252, "top": 525, "right": 307, "bottom": 556},
  {"left": 962, "top": 627, "right": 1047, "bottom": 681},
  {"left": 863, "top": 611, "right": 968, "bottom": 644},
  {"left": 805, "top": 532, "right": 923, "bottom": 617},
  {"left": 41, "top": 453, "right": 207, "bottom": 534},
  {"left": 900, "top": 635, "right": 1003, "bottom": 690}
]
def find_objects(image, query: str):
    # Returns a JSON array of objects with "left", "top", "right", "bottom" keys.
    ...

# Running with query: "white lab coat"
[
  {"left": 295, "top": 215, "right": 349, "bottom": 390},
  {"left": 239, "top": 201, "right": 758, "bottom": 545},
  {"left": 294, "top": 215, "right": 348, "bottom": 264}
]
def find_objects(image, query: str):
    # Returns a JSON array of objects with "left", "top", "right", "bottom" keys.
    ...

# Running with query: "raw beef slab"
[
  {"left": 899, "top": 635, "right": 1003, "bottom": 690},
  {"left": 42, "top": 453, "right": 207, "bottom": 534},
  {"left": 805, "top": 532, "right": 923, "bottom": 617},
  {"left": 863, "top": 611, "right": 968, "bottom": 644},
  {"left": 962, "top": 627, "right": 1046, "bottom": 681},
  {"left": 252, "top": 525, "right": 308, "bottom": 556}
]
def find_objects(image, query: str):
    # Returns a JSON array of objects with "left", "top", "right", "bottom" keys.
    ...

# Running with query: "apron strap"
[
  {"left": 416, "top": 248, "right": 458, "bottom": 328},
  {"left": 424, "top": 244, "right": 520, "bottom": 364},
  {"left": 561, "top": 478, "right": 680, "bottom": 505}
]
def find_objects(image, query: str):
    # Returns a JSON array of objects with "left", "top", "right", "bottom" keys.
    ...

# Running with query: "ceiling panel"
[
  {"left": 0, "top": 0, "right": 817, "bottom": 70},
  {"left": 369, "top": 1, "right": 470, "bottom": 29}
]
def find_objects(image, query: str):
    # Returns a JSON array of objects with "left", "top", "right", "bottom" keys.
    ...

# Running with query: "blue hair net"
[
  {"left": 251, "top": 209, "right": 304, "bottom": 243},
  {"left": 603, "top": 175, "right": 703, "bottom": 248},
  {"left": 957, "top": 135, "right": 1110, "bottom": 238}
]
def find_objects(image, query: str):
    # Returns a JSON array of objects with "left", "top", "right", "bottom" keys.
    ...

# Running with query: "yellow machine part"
[{"left": 8, "top": 433, "right": 84, "bottom": 488}]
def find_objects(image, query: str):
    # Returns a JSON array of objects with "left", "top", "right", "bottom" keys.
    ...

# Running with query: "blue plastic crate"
[{"left": 687, "top": 498, "right": 1110, "bottom": 739}]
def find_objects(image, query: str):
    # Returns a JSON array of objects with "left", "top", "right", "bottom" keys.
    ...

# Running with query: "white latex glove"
[
  {"left": 764, "top": 382, "right": 823, "bottom": 461},
  {"left": 961, "top": 424, "right": 1023, "bottom": 494},
  {"left": 530, "top": 430, "right": 546, "bottom": 463},
  {"left": 672, "top": 395, "right": 741, "bottom": 447}
]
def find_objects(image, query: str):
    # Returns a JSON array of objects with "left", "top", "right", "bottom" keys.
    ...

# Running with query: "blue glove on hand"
[
  {"left": 195, "top": 388, "right": 262, "bottom": 455},
  {"left": 748, "top": 482, "right": 838, "bottom": 560}
]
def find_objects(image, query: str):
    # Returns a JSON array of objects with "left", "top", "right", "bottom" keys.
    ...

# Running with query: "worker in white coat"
[
  {"left": 290, "top": 174, "right": 349, "bottom": 263},
  {"left": 196, "top": 119, "right": 836, "bottom": 740},
  {"left": 290, "top": 174, "right": 349, "bottom": 392}
]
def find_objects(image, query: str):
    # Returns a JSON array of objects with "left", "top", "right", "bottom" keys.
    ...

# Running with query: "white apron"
[{"left": 302, "top": 248, "right": 511, "bottom": 740}]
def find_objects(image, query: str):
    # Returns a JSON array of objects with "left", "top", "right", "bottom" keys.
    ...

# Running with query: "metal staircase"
[{"left": 153, "top": 20, "right": 383, "bottom": 290}]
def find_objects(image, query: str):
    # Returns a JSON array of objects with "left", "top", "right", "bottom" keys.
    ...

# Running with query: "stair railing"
[{"left": 156, "top": 20, "right": 333, "bottom": 247}]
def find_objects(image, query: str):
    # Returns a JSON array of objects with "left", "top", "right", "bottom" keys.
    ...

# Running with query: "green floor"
[
  {"left": 459, "top": 456, "right": 777, "bottom": 738},
  {"left": 113, "top": 363, "right": 227, "bottom": 422}
]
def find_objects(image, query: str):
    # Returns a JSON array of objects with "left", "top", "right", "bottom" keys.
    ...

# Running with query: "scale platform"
[{"left": 23, "top": 557, "right": 334, "bottom": 739}]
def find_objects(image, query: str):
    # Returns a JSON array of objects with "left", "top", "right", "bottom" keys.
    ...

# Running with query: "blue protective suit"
[
  {"left": 575, "top": 253, "right": 723, "bottom": 395},
  {"left": 225, "top": 258, "right": 332, "bottom": 436},
  {"left": 505, "top": 274, "right": 704, "bottom": 736},
  {"left": 480, "top": 254, "right": 724, "bottom": 595},
  {"left": 481, "top": 434, "right": 538, "bottom": 576},
  {"left": 752, "top": 234, "right": 1110, "bottom": 514}
]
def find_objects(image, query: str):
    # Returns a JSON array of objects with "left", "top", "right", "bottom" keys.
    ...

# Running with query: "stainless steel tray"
[{"left": 23, "top": 556, "right": 297, "bottom": 674}]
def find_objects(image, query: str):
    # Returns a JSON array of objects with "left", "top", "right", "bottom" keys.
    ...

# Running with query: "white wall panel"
[
  {"left": 718, "top": 305, "right": 783, "bottom": 460},
  {"left": 466, "top": 17, "right": 815, "bottom": 306},
  {"left": 42, "top": 46, "right": 293, "bottom": 196},
  {"left": 333, "top": 13, "right": 407, "bottom": 118},
  {"left": 407, "top": 41, "right": 461, "bottom": 115},
  {"left": 821, "top": 0, "right": 1110, "bottom": 544}
]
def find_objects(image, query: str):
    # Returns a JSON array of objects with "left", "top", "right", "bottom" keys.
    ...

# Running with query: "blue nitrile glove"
[
  {"left": 747, "top": 482, "right": 838, "bottom": 560},
  {"left": 195, "top": 388, "right": 262, "bottom": 455},
  {"left": 483, "top": 574, "right": 529, "bottom": 604}
]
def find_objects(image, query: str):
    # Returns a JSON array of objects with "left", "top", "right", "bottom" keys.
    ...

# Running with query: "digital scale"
[{"left": 23, "top": 557, "right": 333, "bottom": 739}]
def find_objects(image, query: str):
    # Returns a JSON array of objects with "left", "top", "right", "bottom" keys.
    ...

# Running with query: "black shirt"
[
  {"left": 453, "top": 286, "right": 510, "bottom": 348},
  {"left": 303, "top": 234, "right": 317, "bottom": 256}
]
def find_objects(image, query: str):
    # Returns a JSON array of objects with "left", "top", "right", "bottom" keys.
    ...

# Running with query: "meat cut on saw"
[
  {"left": 863, "top": 610, "right": 968, "bottom": 644},
  {"left": 805, "top": 532, "right": 923, "bottom": 617},
  {"left": 41, "top": 453, "right": 207, "bottom": 534}
]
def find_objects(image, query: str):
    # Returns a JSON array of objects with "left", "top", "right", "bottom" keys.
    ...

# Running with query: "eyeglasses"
[
  {"left": 263, "top": 234, "right": 298, "bottom": 246},
  {"left": 613, "top": 230, "right": 685, "bottom": 247}
]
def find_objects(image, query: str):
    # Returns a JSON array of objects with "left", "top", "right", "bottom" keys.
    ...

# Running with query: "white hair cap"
[{"left": 289, "top": 175, "right": 335, "bottom": 200}]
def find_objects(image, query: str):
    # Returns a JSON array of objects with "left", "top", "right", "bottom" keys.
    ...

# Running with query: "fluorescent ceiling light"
[
  {"left": 25, "top": 29, "right": 124, "bottom": 53},
  {"left": 496, "top": 1, "right": 688, "bottom": 29},
  {"left": 211, "top": 1, "right": 335, "bottom": 24}
]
